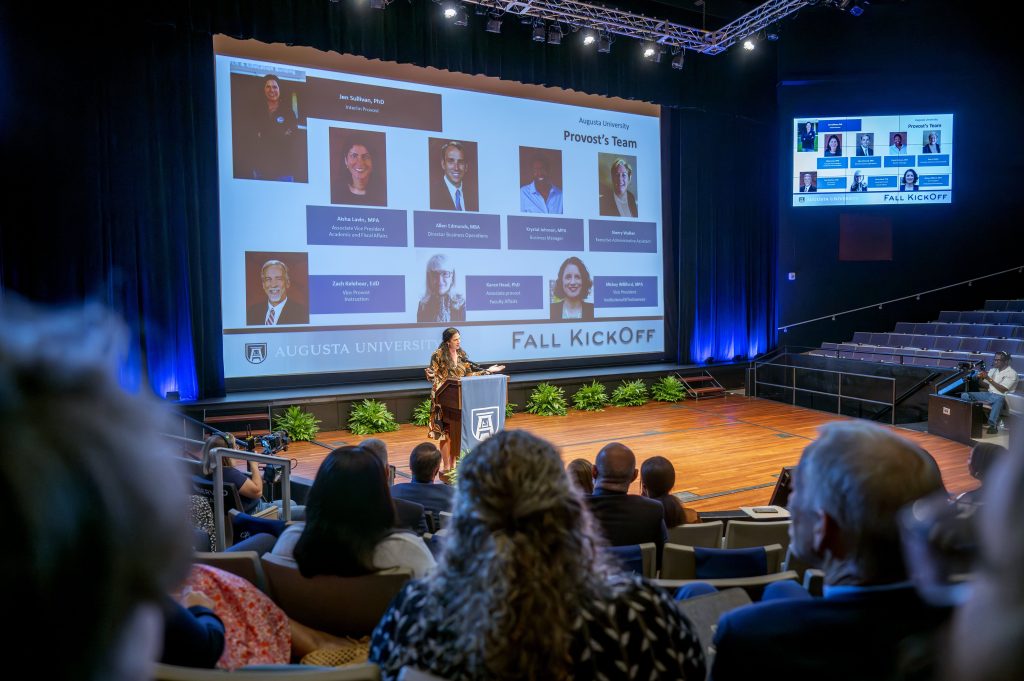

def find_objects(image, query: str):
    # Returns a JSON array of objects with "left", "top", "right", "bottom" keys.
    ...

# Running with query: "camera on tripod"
[{"left": 238, "top": 429, "right": 291, "bottom": 485}]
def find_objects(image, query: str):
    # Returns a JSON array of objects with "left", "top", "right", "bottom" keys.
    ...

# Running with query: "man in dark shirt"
[
  {"left": 361, "top": 438, "right": 429, "bottom": 534},
  {"left": 391, "top": 442, "right": 455, "bottom": 525},
  {"left": 585, "top": 442, "right": 667, "bottom": 558}
]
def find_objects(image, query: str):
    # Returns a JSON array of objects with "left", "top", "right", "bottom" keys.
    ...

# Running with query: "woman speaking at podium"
[{"left": 425, "top": 327, "right": 504, "bottom": 473}]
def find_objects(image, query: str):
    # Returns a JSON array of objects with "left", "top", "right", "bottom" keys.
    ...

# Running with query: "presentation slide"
[
  {"left": 792, "top": 114, "right": 953, "bottom": 207},
  {"left": 214, "top": 39, "right": 665, "bottom": 381}
]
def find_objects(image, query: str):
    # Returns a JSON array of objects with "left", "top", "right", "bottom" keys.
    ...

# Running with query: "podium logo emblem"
[
  {"left": 471, "top": 406, "right": 500, "bottom": 441},
  {"left": 245, "top": 343, "right": 268, "bottom": 364}
]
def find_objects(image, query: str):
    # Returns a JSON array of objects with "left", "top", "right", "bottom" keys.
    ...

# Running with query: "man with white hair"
[{"left": 711, "top": 421, "right": 951, "bottom": 681}]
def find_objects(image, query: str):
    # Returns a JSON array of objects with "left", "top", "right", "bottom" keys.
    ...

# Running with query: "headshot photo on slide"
[
  {"left": 550, "top": 256, "right": 594, "bottom": 321},
  {"left": 330, "top": 128, "right": 388, "bottom": 206},
  {"left": 598, "top": 153, "right": 638, "bottom": 218},
  {"left": 429, "top": 138, "right": 479, "bottom": 212},
  {"left": 245, "top": 252, "right": 310, "bottom": 326}
]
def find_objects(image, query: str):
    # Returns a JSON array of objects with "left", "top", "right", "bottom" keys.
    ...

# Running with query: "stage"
[{"left": 271, "top": 394, "right": 975, "bottom": 512}]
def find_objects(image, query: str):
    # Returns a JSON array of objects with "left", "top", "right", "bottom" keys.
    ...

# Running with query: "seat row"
[
  {"left": 814, "top": 344, "right": 987, "bottom": 368},
  {"left": 937, "top": 310, "right": 1024, "bottom": 325},
  {"left": 983, "top": 299, "right": 1024, "bottom": 312},
  {"left": 893, "top": 321, "right": 1024, "bottom": 338},
  {"left": 848, "top": 333, "right": 1023, "bottom": 355}
]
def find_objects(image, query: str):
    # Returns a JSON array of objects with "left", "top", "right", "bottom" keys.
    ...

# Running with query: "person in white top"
[
  {"left": 270, "top": 445, "right": 435, "bottom": 579},
  {"left": 961, "top": 351, "right": 1019, "bottom": 434}
]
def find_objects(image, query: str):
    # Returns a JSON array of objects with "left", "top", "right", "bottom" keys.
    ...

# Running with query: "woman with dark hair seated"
[
  {"left": 641, "top": 455, "right": 699, "bottom": 527},
  {"left": 369, "top": 430, "right": 706, "bottom": 680},
  {"left": 271, "top": 445, "right": 435, "bottom": 578}
]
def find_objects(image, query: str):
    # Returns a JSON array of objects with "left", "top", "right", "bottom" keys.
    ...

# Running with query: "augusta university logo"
[
  {"left": 471, "top": 406, "right": 500, "bottom": 441},
  {"left": 245, "top": 343, "right": 268, "bottom": 364}
]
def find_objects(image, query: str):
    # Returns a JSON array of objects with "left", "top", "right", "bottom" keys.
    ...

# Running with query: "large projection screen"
[{"left": 214, "top": 38, "right": 665, "bottom": 384}]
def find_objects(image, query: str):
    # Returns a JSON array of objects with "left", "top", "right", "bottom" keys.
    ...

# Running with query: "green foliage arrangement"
[
  {"left": 525, "top": 382, "right": 568, "bottom": 416},
  {"left": 411, "top": 398, "right": 432, "bottom": 427},
  {"left": 505, "top": 402, "right": 518, "bottom": 419},
  {"left": 610, "top": 379, "right": 649, "bottom": 407},
  {"left": 347, "top": 399, "right": 400, "bottom": 435},
  {"left": 651, "top": 375, "right": 687, "bottom": 402},
  {"left": 273, "top": 405, "right": 321, "bottom": 442},
  {"left": 572, "top": 380, "right": 610, "bottom": 412}
]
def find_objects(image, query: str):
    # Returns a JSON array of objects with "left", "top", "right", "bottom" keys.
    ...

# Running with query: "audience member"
[
  {"left": 710, "top": 421, "right": 950, "bottom": 681},
  {"left": 161, "top": 590, "right": 225, "bottom": 669},
  {"left": 391, "top": 442, "right": 455, "bottom": 523},
  {"left": 272, "top": 445, "right": 435, "bottom": 578},
  {"left": 369, "top": 430, "right": 706, "bottom": 680},
  {"left": 585, "top": 442, "right": 668, "bottom": 557},
  {"left": 955, "top": 442, "right": 1008, "bottom": 507},
  {"left": 361, "top": 438, "right": 429, "bottom": 534},
  {"left": 565, "top": 457, "right": 594, "bottom": 495},
  {"left": 641, "top": 455, "right": 700, "bottom": 526},
  {"left": 947, "top": 439, "right": 1024, "bottom": 681},
  {"left": 201, "top": 433, "right": 304, "bottom": 520},
  {"left": 1, "top": 300, "right": 193, "bottom": 681},
  {"left": 961, "top": 350, "right": 1018, "bottom": 434}
]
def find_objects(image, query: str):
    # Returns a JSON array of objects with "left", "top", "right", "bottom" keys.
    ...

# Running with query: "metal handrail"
[
  {"left": 752, "top": 361, "right": 898, "bottom": 425},
  {"left": 778, "top": 264, "right": 1024, "bottom": 332},
  {"left": 166, "top": 434, "right": 293, "bottom": 551}
]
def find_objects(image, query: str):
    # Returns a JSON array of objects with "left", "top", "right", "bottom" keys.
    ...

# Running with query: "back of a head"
[
  {"left": 410, "top": 442, "right": 442, "bottom": 483},
  {"left": 565, "top": 458, "right": 594, "bottom": 495},
  {"left": 949, "top": 438, "right": 1024, "bottom": 681},
  {"left": 295, "top": 445, "right": 394, "bottom": 577},
  {"left": 360, "top": 437, "right": 389, "bottom": 469},
  {"left": 594, "top": 441, "right": 636, "bottom": 490},
  {"left": 640, "top": 455, "right": 676, "bottom": 498},
  {"left": 428, "top": 430, "right": 616, "bottom": 679},
  {"left": 799, "top": 421, "right": 944, "bottom": 582},
  {"left": 0, "top": 301, "right": 192, "bottom": 681},
  {"left": 968, "top": 442, "right": 1008, "bottom": 482}
]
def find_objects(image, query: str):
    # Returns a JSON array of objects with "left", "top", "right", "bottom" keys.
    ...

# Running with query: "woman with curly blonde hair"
[{"left": 369, "top": 430, "right": 705, "bottom": 680}]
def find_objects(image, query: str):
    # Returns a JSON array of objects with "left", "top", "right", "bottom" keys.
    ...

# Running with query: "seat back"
[
  {"left": 723, "top": 520, "right": 792, "bottom": 553},
  {"left": 153, "top": 662, "right": 381, "bottom": 680},
  {"left": 260, "top": 554, "right": 412, "bottom": 637},
  {"left": 667, "top": 520, "right": 723, "bottom": 548},
  {"left": 605, "top": 542, "right": 656, "bottom": 579},
  {"left": 662, "top": 543, "right": 783, "bottom": 580},
  {"left": 654, "top": 569, "right": 800, "bottom": 602},
  {"left": 194, "top": 551, "right": 269, "bottom": 594},
  {"left": 674, "top": 587, "right": 752, "bottom": 661}
]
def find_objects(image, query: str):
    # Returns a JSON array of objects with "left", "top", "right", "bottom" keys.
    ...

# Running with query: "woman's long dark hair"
[
  {"left": 293, "top": 446, "right": 394, "bottom": 577},
  {"left": 434, "top": 327, "right": 469, "bottom": 376}
]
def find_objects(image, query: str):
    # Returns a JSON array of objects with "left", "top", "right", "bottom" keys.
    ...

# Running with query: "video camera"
[{"left": 238, "top": 429, "right": 291, "bottom": 485}]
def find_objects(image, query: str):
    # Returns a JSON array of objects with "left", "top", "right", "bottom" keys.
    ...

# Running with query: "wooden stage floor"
[{"left": 280, "top": 395, "right": 976, "bottom": 512}]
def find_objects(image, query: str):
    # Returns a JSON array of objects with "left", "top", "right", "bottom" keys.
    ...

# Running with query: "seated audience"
[
  {"left": 361, "top": 437, "right": 429, "bottom": 534},
  {"left": 711, "top": 421, "right": 950, "bottom": 681},
  {"left": 640, "top": 455, "right": 700, "bottom": 526},
  {"left": 2, "top": 300, "right": 193, "bottom": 681},
  {"left": 955, "top": 442, "right": 1008, "bottom": 508},
  {"left": 201, "top": 433, "right": 304, "bottom": 520},
  {"left": 369, "top": 430, "right": 706, "bottom": 680},
  {"left": 566, "top": 457, "right": 595, "bottom": 494},
  {"left": 272, "top": 445, "right": 435, "bottom": 578},
  {"left": 947, "top": 438, "right": 1024, "bottom": 681},
  {"left": 585, "top": 442, "right": 668, "bottom": 556},
  {"left": 391, "top": 442, "right": 455, "bottom": 522},
  {"left": 161, "top": 590, "right": 225, "bottom": 669}
]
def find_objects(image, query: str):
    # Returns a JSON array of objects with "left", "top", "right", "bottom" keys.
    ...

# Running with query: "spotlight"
[
  {"left": 547, "top": 24, "right": 563, "bottom": 45},
  {"left": 643, "top": 45, "right": 656, "bottom": 59},
  {"left": 485, "top": 16, "right": 502, "bottom": 33},
  {"left": 670, "top": 48, "right": 685, "bottom": 70},
  {"left": 582, "top": 31, "right": 596, "bottom": 46},
  {"left": 597, "top": 33, "right": 612, "bottom": 53},
  {"left": 443, "top": 3, "right": 456, "bottom": 19},
  {"left": 742, "top": 38, "right": 755, "bottom": 50},
  {"left": 849, "top": 1, "right": 865, "bottom": 16},
  {"left": 532, "top": 21, "right": 546, "bottom": 42}
]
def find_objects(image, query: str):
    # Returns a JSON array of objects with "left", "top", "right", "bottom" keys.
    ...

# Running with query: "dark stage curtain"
[
  {"left": 1, "top": 1, "right": 778, "bottom": 399},
  {"left": 666, "top": 106, "right": 778, "bottom": 364}
]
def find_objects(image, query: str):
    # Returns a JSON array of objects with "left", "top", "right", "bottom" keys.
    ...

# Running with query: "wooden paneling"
[{"left": 283, "top": 396, "right": 976, "bottom": 511}]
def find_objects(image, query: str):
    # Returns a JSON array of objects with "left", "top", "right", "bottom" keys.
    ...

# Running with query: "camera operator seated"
[
  {"left": 204, "top": 434, "right": 305, "bottom": 521},
  {"left": 961, "top": 351, "right": 1018, "bottom": 435}
]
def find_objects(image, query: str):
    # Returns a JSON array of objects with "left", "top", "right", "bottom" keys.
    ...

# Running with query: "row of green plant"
[{"left": 271, "top": 375, "right": 686, "bottom": 438}]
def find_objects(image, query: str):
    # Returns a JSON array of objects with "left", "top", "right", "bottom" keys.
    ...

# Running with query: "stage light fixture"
[
  {"left": 582, "top": 31, "right": 596, "bottom": 46},
  {"left": 453, "top": 5, "right": 469, "bottom": 26},
  {"left": 849, "top": 1, "right": 865, "bottom": 16},
  {"left": 742, "top": 38, "right": 756, "bottom": 50},
  {"left": 643, "top": 44, "right": 656, "bottom": 59},
  {"left": 598, "top": 34, "right": 612, "bottom": 53},
  {"left": 548, "top": 24, "right": 563, "bottom": 45},
  {"left": 443, "top": 4, "right": 457, "bottom": 19},
  {"left": 532, "top": 21, "right": 547, "bottom": 42},
  {"left": 485, "top": 16, "right": 502, "bottom": 33},
  {"left": 671, "top": 48, "right": 685, "bottom": 70}
]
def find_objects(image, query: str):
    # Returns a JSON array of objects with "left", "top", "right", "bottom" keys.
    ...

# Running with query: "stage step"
[{"left": 677, "top": 371, "right": 727, "bottom": 400}]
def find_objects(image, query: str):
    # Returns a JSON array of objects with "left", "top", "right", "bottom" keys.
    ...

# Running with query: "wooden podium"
[
  {"left": 928, "top": 394, "right": 984, "bottom": 445},
  {"left": 435, "top": 374, "right": 510, "bottom": 457},
  {"left": 435, "top": 378, "right": 465, "bottom": 460}
]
